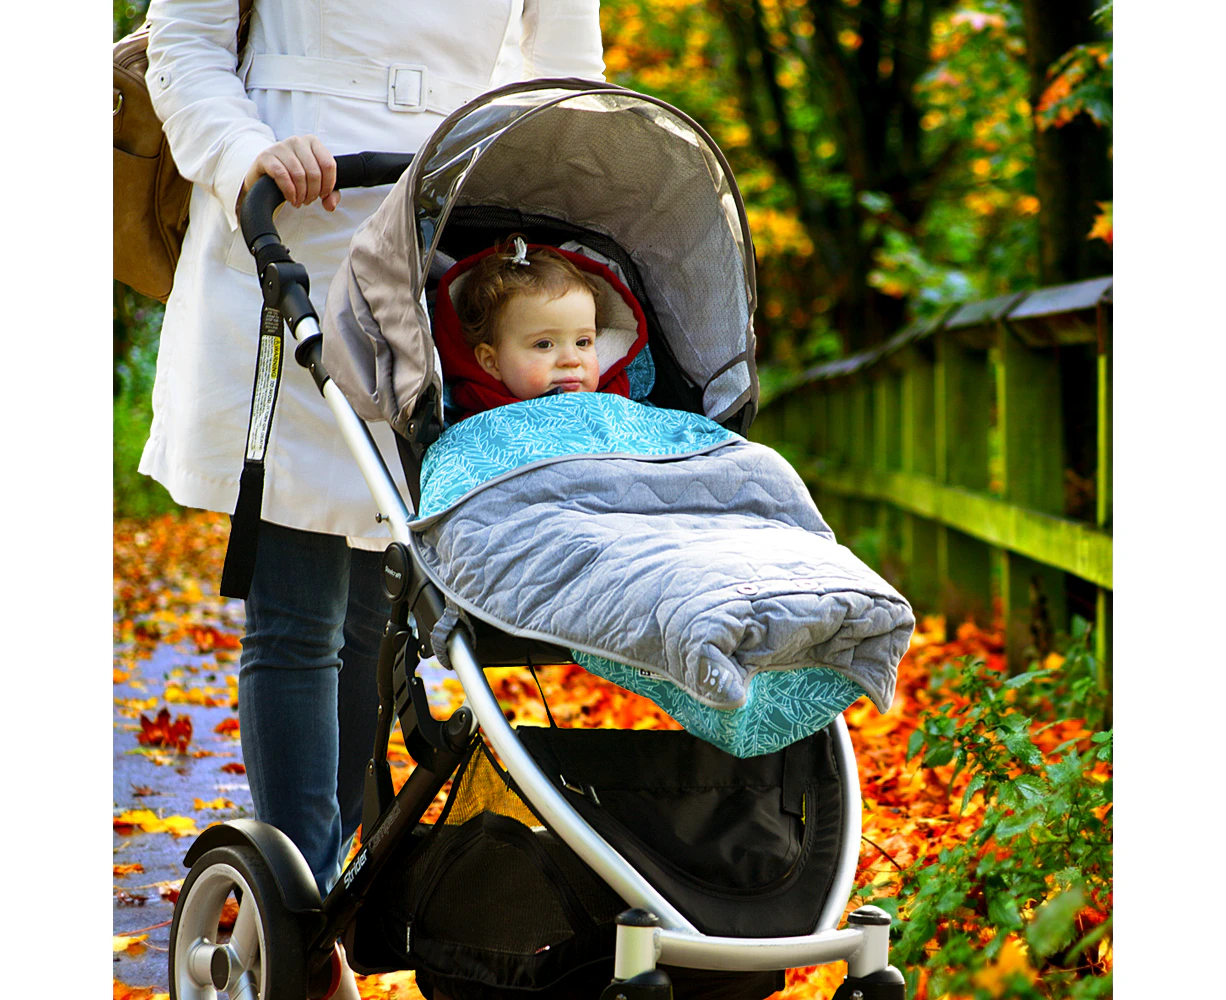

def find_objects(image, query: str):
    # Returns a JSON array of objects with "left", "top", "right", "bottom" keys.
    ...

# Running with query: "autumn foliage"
[{"left": 115, "top": 513, "right": 1110, "bottom": 999}]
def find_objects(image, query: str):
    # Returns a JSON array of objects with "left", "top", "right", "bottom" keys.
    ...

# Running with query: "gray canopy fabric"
[{"left": 322, "top": 80, "right": 759, "bottom": 437}]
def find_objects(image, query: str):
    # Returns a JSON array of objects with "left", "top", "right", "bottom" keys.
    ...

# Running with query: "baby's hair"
[{"left": 456, "top": 236, "right": 600, "bottom": 349}]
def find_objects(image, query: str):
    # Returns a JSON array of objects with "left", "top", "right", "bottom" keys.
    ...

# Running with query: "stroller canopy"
[{"left": 323, "top": 80, "right": 759, "bottom": 435}]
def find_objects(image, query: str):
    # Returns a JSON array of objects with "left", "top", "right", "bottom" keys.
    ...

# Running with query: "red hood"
[{"left": 434, "top": 244, "right": 649, "bottom": 421}]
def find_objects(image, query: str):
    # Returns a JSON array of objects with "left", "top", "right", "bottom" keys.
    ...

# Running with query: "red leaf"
[
  {"left": 220, "top": 762, "right": 246, "bottom": 774},
  {"left": 137, "top": 707, "right": 193, "bottom": 753}
]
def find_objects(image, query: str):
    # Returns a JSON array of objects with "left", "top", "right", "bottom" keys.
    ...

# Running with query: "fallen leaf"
[
  {"left": 187, "top": 623, "right": 242, "bottom": 653},
  {"left": 131, "top": 785, "right": 158, "bottom": 797},
  {"left": 164, "top": 684, "right": 230, "bottom": 707},
  {"left": 214, "top": 717, "right": 241, "bottom": 736},
  {"left": 112, "top": 933, "right": 149, "bottom": 953},
  {"left": 113, "top": 863, "right": 145, "bottom": 878},
  {"left": 113, "top": 984, "right": 169, "bottom": 1000},
  {"left": 193, "top": 797, "right": 236, "bottom": 811},
  {"left": 137, "top": 708, "right": 193, "bottom": 753},
  {"left": 113, "top": 809, "right": 199, "bottom": 837},
  {"left": 220, "top": 762, "right": 247, "bottom": 774},
  {"left": 115, "top": 890, "right": 148, "bottom": 906},
  {"left": 157, "top": 882, "right": 183, "bottom": 904}
]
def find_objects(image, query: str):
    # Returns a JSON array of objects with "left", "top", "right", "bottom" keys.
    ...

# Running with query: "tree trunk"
[{"left": 1019, "top": 0, "right": 1113, "bottom": 284}]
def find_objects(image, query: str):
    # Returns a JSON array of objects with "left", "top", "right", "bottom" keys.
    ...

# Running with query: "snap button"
[
  {"left": 157, "top": 71, "right": 171, "bottom": 89},
  {"left": 736, "top": 584, "right": 759, "bottom": 595}
]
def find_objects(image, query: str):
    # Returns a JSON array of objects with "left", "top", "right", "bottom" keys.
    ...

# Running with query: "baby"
[{"left": 456, "top": 237, "right": 602, "bottom": 400}]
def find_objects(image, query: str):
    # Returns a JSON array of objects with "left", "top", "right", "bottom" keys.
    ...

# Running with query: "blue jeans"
[{"left": 238, "top": 520, "right": 390, "bottom": 897}]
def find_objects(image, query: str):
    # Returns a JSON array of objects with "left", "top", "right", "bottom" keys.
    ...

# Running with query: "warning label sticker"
[{"left": 245, "top": 333, "right": 283, "bottom": 460}]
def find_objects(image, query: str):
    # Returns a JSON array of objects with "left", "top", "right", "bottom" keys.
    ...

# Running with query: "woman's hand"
[{"left": 241, "top": 134, "right": 340, "bottom": 211}]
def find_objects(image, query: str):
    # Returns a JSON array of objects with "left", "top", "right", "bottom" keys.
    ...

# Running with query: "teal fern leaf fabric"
[{"left": 570, "top": 650, "right": 865, "bottom": 757}]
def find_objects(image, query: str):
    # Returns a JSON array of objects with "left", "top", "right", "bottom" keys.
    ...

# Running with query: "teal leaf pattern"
[
  {"left": 418, "top": 393, "right": 738, "bottom": 519},
  {"left": 571, "top": 650, "right": 866, "bottom": 758}
]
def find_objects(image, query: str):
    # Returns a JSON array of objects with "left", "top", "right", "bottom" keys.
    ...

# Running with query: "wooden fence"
[{"left": 751, "top": 276, "right": 1112, "bottom": 692}]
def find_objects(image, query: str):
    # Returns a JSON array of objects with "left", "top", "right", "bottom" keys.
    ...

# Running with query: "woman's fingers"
[
  {"left": 265, "top": 148, "right": 306, "bottom": 205},
  {"left": 310, "top": 135, "right": 339, "bottom": 211},
  {"left": 242, "top": 135, "right": 340, "bottom": 211},
  {"left": 286, "top": 135, "right": 321, "bottom": 206}
]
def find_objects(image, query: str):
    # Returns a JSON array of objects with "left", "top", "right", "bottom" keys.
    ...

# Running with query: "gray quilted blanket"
[{"left": 408, "top": 395, "right": 914, "bottom": 716}]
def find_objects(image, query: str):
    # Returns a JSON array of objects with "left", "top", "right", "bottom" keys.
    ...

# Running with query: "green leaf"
[
  {"left": 923, "top": 743, "right": 955, "bottom": 768},
  {"left": 907, "top": 728, "right": 926, "bottom": 760},
  {"left": 1010, "top": 774, "right": 1048, "bottom": 803},
  {"left": 1027, "top": 884, "right": 1086, "bottom": 957},
  {"left": 1003, "top": 667, "right": 1055, "bottom": 690},
  {"left": 961, "top": 772, "right": 987, "bottom": 811},
  {"left": 1001, "top": 730, "right": 1044, "bottom": 767},
  {"left": 995, "top": 810, "right": 1033, "bottom": 838},
  {"left": 987, "top": 887, "right": 1023, "bottom": 930}
]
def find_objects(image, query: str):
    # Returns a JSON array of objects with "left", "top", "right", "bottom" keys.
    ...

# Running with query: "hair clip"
[{"left": 508, "top": 237, "right": 531, "bottom": 266}]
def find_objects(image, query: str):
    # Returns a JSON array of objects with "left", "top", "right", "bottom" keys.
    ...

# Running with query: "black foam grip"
[
  {"left": 238, "top": 152, "right": 414, "bottom": 266},
  {"left": 334, "top": 151, "right": 415, "bottom": 190},
  {"left": 239, "top": 175, "right": 286, "bottom": 251}
]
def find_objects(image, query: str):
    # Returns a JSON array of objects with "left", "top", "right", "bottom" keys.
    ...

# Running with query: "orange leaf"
[
  {"left": 136, "top": 707, "right": 193, "bottom": 753},
  {"left": 220, "top": 761, "right": 247, "bottom": 774},
  {"left": 113, "top": 863, "right": 145, "bottom": 878},
  {"left": 1088, "top": 201, "right": 1113, "bottom": 247},
  {"left": 214, "top": 717, "right": 240, "bottom": 735},
  {"left": 187, "top": 623, "right": 242, "bottom": 653}
]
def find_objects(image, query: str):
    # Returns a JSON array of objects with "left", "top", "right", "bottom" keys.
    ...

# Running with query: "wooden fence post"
[
  {"left": 846, "top": 376, "right": 874, "bottom": 547},
  {"left": 1096, "top": 300, "right": 1113, "bottom": 721},
  {"left": 873, "top": 367, "right": 904, "bottom": 584},
  {"left": 934, "top": 329, "right": 993, "bottom": 626},
  {"left": 820, "top": 381, "right": 849, "bottom": 536},
  {"left": 998, "top": 319, "right": 1068, "bottom": 672},
  {"left": 900, "top": 345, "right": 939, "bottom": 609}
]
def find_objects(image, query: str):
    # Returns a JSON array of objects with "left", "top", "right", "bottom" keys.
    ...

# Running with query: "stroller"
[{"left": 167, "top": 80, "right": 910, "bottom": 1000}]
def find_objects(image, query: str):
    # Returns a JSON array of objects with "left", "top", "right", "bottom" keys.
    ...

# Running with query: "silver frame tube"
[
  {"left": 309, "top": 351, "right": 872, "bottom": 969},
  {"left": 448, "top": 631, "right": 697, "bottom": 932},
  {"left": 655, "top": 926, "right": 864, "bottom": 971},
  {"left": 297, "top": 318, "right": 413, "bottom": 544}
]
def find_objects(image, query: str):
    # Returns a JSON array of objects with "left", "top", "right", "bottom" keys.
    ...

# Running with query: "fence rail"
[{"left": 752, "top": 276, "right": 1112, "bottom": 691}]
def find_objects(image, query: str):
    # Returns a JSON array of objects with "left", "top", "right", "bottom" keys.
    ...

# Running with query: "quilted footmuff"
[{"left": 408, "top": 393, "right": 915, "bottom": 757}]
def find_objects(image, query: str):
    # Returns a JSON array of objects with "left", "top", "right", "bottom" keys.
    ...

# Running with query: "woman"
[{"left": 143, "top": 2, "right": 605, "bottom": 994}]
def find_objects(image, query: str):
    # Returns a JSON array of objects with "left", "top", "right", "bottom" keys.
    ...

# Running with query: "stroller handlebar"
[{"left": 240, "top": 151, "right": 416, "bottom": 262}]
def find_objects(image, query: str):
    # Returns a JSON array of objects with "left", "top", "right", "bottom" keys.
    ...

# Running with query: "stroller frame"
[{"left": 167, "top": 153, "right": 906, "bottom": 1000}]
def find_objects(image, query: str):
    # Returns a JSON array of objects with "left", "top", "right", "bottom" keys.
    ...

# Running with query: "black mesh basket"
[
  {"left": 359, "top": 723, "right": 844, "bottom": 997},
  {"left": 367, "top": 741, "right": 625, "bottom": 993}
]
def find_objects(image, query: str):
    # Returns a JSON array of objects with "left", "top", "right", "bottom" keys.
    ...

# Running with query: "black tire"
[{"left": 169, "top": 844, "right": 308, "bottom": 1000}]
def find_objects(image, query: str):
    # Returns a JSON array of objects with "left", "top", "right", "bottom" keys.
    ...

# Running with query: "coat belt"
[{"left": 243, "top": 54, "right": 485, "bottom": 113}]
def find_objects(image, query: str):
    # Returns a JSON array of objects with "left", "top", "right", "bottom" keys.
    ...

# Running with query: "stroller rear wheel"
[{"left": 169, "top": 844, "right": 308, "bottom": 1000}]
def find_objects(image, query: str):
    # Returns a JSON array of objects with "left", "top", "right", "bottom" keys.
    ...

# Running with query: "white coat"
[{"left": 139, "top": 0, "right": 605, "bottom": 544}]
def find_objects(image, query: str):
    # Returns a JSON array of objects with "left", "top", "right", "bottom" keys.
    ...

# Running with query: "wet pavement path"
[
  {"left": 113, "top": 514, "right": 444, "bottom": 998},
  {"left": 112, "top": 574, "right": 251, "bottom": 991}
]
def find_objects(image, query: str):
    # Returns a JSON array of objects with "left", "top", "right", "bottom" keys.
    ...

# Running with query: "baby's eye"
[
  {"left": 576, "top": 337, "right": 594, "bottom": 348},
  {"left": 533, "top": 340, "right": 553, "bottom": 350}
]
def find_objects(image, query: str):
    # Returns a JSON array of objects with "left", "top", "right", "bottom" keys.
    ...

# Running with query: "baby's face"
[{"left": 475, "top": 288, "right": 600, "bottom": 400}]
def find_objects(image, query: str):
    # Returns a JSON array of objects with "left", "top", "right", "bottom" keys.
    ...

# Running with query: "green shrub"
[{"left": 861, "top": 627, "right": 1112, "bottom": 998}]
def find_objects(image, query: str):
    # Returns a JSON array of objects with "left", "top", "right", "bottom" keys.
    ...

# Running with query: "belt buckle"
[{"left": 388, "top": 63, "right": 428, "bottom": 113}]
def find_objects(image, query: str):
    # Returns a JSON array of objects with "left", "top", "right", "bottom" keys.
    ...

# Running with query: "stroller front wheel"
[{"left": 169, "top": 844, "right": 307, "bottom": 1000}]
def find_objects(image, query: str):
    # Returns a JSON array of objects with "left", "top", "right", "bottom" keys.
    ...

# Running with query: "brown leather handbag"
[{"left": 113, "top": 2, "right": 253, "bottom": 303}]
